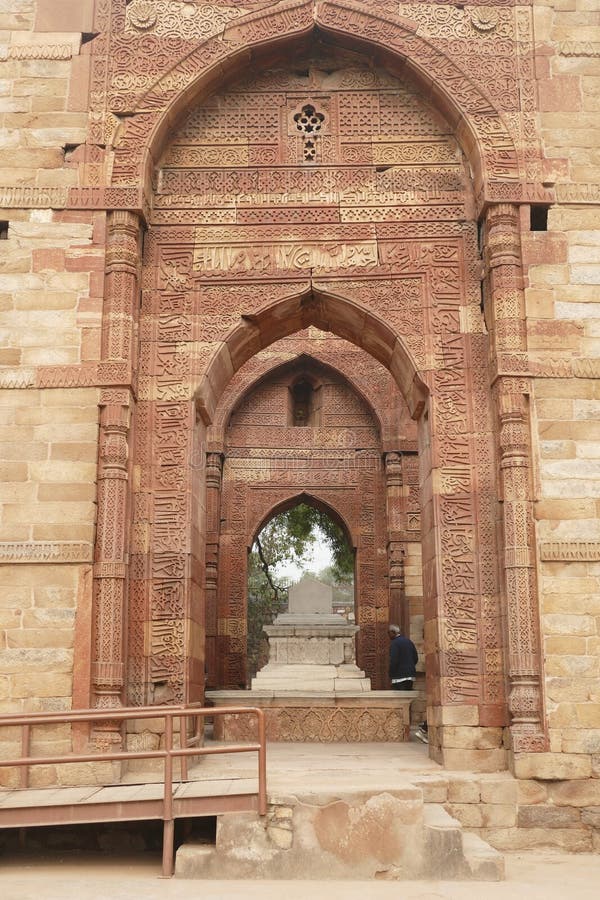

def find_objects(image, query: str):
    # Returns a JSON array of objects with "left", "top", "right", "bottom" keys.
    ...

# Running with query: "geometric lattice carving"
[{"left": 294, "top": 103, "right": 326, "bottom": 161}]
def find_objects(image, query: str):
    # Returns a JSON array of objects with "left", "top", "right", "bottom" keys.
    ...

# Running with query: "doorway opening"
[{"left": 247, "top": 500, "right": 355, "bottom": 684}]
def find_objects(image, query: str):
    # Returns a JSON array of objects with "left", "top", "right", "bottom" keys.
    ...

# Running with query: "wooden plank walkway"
[{"left": 0, "top": 778, "right": 259, "bottom": 829}]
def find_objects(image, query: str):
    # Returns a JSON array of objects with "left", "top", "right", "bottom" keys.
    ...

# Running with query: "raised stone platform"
[
  {"left": 207, "top": 690, "right": 418, "bottom": 742},
  {"left": 252, "top": 662, "right": 371, "bottom": 692}
]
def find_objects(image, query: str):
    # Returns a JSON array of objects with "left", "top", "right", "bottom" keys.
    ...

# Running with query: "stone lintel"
[
  {"left": 207, "top": 690, "right": 420, "bottom": 707},
  {"left": 265, "top": 621, "right": 359, "bottom": 636}
]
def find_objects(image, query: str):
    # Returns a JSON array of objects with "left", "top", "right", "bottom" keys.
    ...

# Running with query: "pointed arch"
[
  {"left": 194, "top": 285, "right": 428, "bottom": 426},
  {"left": 112, "top": 0, "right": 521, "bottom": 199},
  {"left": 249, "top": 490, "right": 357, "bottom": 552},
  {"left": 212, "top": 352, "right": 387, "bottom": 437}
]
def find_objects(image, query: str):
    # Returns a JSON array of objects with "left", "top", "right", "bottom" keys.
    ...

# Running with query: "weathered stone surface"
[
  {"left": 581, "top": 806, "right": 600, "bottom": 827},
  {"left": 513, "top": 753, "right": 593, "bottom": 781},
  {"left": 518, "top": 805, "right": 581, "bottom": 829},
  {"left": 447, "top": 779, "right": 480, "bottom": 804},
  {"left": 549, "top": 780, "right": 600, "bottom": 807},
  {"left": 442, "top": 749, "right": 507, "bottom": 774},
  {"left": 177, "top": 791, "right": 426, "bottom": 879},
  {"left": 479, "top": 778, "right": 519, "bottom": 806},
  {"left": 441, "top": 727, "right": 504, "bottom": 750},
  {"left": 517, "top": 780, "right": 549, "bottom": 805},
  {"left": 479, "top": 827, "right": 592, "bottom": 853}
]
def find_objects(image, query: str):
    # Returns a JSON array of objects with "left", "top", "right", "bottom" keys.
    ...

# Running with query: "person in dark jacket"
[
  {"left": 388, "top": 624, "right": 418, "bottom": 690},
  {"left": 388, "top": 624, "right": 428, "bottom": 743}
]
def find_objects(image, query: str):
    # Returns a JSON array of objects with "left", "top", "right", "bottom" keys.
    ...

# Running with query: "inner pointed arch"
[
  {"left": 212, "top": 352, "right": 385, "bottom": 437},
  {"left": 195, "top": 287, "right": 428, "bottom": 426},
  {"left": 249, "top": 490, "right": 357, "bottom": 553}
]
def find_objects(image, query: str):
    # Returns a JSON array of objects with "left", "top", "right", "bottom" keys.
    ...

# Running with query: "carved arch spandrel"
[
  {"left": 108, "top": 0, "right": 526, "bottom": 200},
  {"left": 193, "top": 286, "right": 428, "bottom": 426},
  {"left": 209, "top": 351, "right": 413, "bottom": 443}
]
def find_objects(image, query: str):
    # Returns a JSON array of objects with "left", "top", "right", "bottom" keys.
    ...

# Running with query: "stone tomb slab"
[{"left": 287, "top": 575, "right": 333, "bottom": 616}]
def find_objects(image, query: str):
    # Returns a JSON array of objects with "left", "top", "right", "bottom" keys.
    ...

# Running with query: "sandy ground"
[{"left": 1, "top": 850, "right": 600, "bottom": 900}]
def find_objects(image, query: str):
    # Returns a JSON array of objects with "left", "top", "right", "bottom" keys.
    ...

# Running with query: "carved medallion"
[
  {"left": 128, "top": 0, "right": 158, "bottom": 31},
  {"left": 469, "top": 8, "right": 498, "bottom": 33}
]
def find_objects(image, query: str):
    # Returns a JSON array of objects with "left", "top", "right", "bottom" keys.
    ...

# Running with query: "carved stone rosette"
[
  {"left": 485, "top": 203, "right": 547, "bottom": 754},
  {"left": 91, "top": 211, "right": 143, "bottom": 745}
]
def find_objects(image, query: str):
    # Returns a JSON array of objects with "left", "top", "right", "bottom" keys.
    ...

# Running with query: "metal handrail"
[{"left": 0, "top": 704, "right": 267, "bottom": 876}]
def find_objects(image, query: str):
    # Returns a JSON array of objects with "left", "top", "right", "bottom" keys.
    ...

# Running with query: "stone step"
[
  {"left": 461, "top": 831, "right": 505, "bottom": 882},
  {"left": 422, "top": 804, "right": 465, "bottom": 879},
  {"left": 423, "top": 804, "right": 505, "bottom": 882},
  {"left": 175, "top": 791, "right": 506, "bottom": 881}
]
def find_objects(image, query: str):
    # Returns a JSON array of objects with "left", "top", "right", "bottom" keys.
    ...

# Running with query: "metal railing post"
[
  {"left": 20, "top": 724, "right": 31, "bottom": 789},
  {"left": 256, "top": 709, "right": 267, "bottom": 816},
  {"left": 161, "top": 713, "right": 175, "bottom": 877},
  {"left": 179, "top": 714, "right": 188, "bottom": 782}
]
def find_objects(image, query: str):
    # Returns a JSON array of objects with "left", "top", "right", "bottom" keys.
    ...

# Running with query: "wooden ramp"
[
  {"left": 0, "top": 704, "right": 266, "bottom": 876},
  {"left": 0, "top": 779, "right": 260, "bottom": 829}
]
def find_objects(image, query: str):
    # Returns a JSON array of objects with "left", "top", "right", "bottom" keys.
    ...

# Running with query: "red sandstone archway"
[
  {"left": 110, "top": 0, "right": 526, "bottom": 201},
  {"left": 203, "top": 346, "right": 419, "bottom": 690},
  {"left": 217, "top": 360, "right": 387, "bottom": 688},
  {"left": 195, "top": 286, "right": 428, "bottom": 426},
  {"left": 189, "top": 285, "right": 487, "bottom": 718},
  {"left": 90, "top": 6, "right": 549, "bottom": 767}
]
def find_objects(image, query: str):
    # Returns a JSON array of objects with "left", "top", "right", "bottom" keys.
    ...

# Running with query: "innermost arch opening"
[{"left": 247, "top": 501, "right": 355, "bottom": 682}]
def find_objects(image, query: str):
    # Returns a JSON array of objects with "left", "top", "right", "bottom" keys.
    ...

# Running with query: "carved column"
[
  {"left": 92, "top": 391, "right": 132, "bottom": 727},
  {"left": 92, "top": 211, "right": 142, "bottom": 742},
  {"left": 485, "top": 203, "right": 546, "bottom": 753},
  {"left": 100, "top": 210, "right": 141, "bottom": 366},
  {"left": 205, "top": 451, "right": 224, "bottom": 688},
  {"left": 384, "top": 451, "right": 408, "bottom": 633}
]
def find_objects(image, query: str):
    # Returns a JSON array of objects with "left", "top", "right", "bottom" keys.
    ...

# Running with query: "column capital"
[
  {"left": 384, "top": 450, "right": 403, "bottom": 486},
  {"left": 484, "top": 202, "right": 521, "bottom": 269}
]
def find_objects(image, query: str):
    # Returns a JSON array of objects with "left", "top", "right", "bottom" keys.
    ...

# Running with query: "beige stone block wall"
[
  {"left": 0, "top": 387, "right": 99, "bottom": 544},
  {"left": 0, "top": 387, "right": 98, "bottom": 714},
  {"left": 0, "top": 0, "right": 101, "bottom": 734},
  {"left": 0, "top": 0, "right": 103, "bottom": 370},
  {"left": 528, "top": 1, "right": 600, "bottom": 779},
  {"left": 427, "top": 772, "right": 598, "bottom": 852}
]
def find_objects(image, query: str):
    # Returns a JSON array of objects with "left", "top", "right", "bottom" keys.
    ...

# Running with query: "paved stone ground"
[
  {"left": 125, "top": 734, "right": 441, "bottom": 789},
  {"left": 1, "top": 850, "right": 600, "bottom": 900}
]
